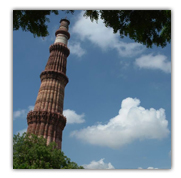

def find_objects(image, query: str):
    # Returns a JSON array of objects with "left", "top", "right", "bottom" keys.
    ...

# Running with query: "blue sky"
[{"left": 13, "top": 10, "right": 171, "bottom": 169}]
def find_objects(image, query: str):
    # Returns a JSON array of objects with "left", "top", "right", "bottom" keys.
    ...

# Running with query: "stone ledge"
[
  {"left": 49, "top": 43, "right": 70, "bottom": 57},
  {"left": 27, "top": 110, "right": 66, "bottom": 129},
  {"left": 40, "top": 70, "right": 69, "bottom": 85}
]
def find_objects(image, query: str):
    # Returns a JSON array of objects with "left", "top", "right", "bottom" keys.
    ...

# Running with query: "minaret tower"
[{"left": 27, "top": 19, "right": 70, "bottom": 149}]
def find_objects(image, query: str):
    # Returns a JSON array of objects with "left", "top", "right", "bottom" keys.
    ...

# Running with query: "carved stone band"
[
  {"left": 27, "top": 110, "right": 66, "bottom": 130},
  {"left": 49, "top": 43, "right": 70, "bottom": 57},
  {"left": 40, "top": 70, "right": 69, "bottom": 86}
]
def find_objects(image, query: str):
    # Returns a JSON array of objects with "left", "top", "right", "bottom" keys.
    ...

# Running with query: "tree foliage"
[
  {"left": 13, "top": 132, "right": 84, "bottom": 169},
  {"left": 84, "top": 10, "right": 171, "bottom": 48},
  {"left": 13, "top": 10, "right": 73, "bottom": 37},
  {"left": 13, "top": 10, "right": 171, "bottom": 48}
]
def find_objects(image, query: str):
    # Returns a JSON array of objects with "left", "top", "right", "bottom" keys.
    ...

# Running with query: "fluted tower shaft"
[{"left": 27, "top": 19, "right": 70, "bottom": 149}]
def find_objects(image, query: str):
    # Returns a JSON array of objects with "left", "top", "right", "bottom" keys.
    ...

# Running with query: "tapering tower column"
[{"left": 27, "top": 19, "right": 70, "bottom": 149}]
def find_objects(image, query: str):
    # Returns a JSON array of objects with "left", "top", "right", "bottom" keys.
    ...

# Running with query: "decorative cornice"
[
  {"left": 40, "top": 70, "right": 69, "bottom": 86},
  {"left": 27, "top": 110, "right": 66, "bottom": 129},
  {"left": 49, "top": 43, "right": 70, "bottom": 57},
  {"left": 55, "top": 29, "right": 70, "bottom": 39}
]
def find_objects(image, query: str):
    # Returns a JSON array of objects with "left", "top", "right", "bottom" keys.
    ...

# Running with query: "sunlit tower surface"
[{"left": 27, "top": 19, "right": 70, "bottom": 149}]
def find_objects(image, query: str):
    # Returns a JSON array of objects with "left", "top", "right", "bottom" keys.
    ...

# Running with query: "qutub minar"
[{"left": 27, "top": 19, "right": 70, "bottom": 149}]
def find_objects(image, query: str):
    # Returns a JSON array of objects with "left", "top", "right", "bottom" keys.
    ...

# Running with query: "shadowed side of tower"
[{"left": 27, "top": 19, "right": 70, "bottom": 149}]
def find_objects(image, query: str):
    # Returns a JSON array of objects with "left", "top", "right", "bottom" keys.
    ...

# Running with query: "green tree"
[
  {"left": 84, "top": 10, "right": 171, "bottom": 48},
  {"left": 13, "top": 10, "right": 171, "bottom": 48},
  {"left": 13, "top": 10, "right": 73, "bottom": 37},
  {"left": 13, "top": 132, "right": 84, "bottom": 169}
]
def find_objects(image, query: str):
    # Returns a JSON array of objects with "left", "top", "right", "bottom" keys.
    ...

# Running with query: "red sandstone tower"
[{"left": 27, "top": 19, "right": 70, "bottom": 149}]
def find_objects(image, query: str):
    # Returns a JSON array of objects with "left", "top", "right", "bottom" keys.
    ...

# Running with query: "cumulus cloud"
[
  {"left": 63, "top": 109, "right": 85, "bottom": 124},
  {"left": 82, "top": 158, "right": 114, "bottom": 169},
  {"left": 71, "top": 11, "right": 145, "bottom": 57},
  {"left": 135, "top": 53, "right": 171, "bottom": 73},
  {"left": 70, "top": 97, "right": 170, "bottom": 149},
  {"left": 13, "top": 105, "right": 34, "bottom": 120},
  {"left": 68, "top": 42, "right": 86, "bottom": 57}
]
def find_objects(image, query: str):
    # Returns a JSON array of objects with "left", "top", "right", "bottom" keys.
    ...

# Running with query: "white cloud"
[
  {"left": 71, "top": 11, "right": 145, "bottom": 57},
  {"left": 63, "top": 109, "right": 85, "bottom": 124},
  {"left": 138, "top": 167, "right": 143, "bottom": 169},
  {"left": 114, "top": 42, "right": 145, "bottom": 57},
  {"left": 82, "top": 158, "right": 114, "bottom": 169},
  {"left": 135, "top": 53, "right": 171, "bottom": 73},
  {"left": 13, "top": 105, "right": 34, "bottom": 120},
  {"left": 147, "top": 167, "right": 158, "bottom": 169},
  {"left": 70, "top": 97, "right": 170, "bottom": 149},
  {"left": 13, "top": 109, "right": 26, "bottom": 119},
  {"left": 138, "top": 167, "right": 158, "bottom": 169},
  {"left": 68, "top": 42, "right": 86, "bottom": 57}
]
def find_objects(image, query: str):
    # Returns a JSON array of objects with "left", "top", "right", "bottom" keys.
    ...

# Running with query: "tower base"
[{"left": 27, "top": 110, "right": 66, "bottom": 149}]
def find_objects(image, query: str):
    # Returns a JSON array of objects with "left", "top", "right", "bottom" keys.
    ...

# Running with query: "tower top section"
[
  {"left": 54, "top": 19, "right": 70, "bottom": 45},
  {"left": 60, "top": 18, "right": 70, "bottom": 25}
]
